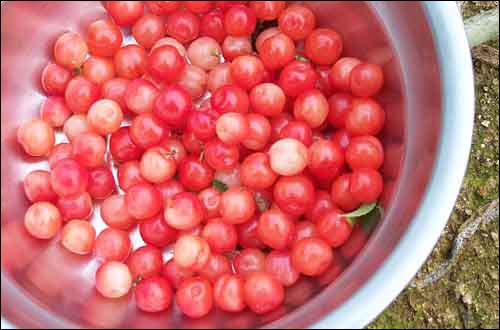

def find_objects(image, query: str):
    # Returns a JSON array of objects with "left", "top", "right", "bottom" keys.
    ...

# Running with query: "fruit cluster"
[{"left": 17, "top": 0, "right": 385, "bottom": 319}]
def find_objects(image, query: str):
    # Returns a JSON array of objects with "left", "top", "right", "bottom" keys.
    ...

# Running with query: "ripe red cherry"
[
  {"left": 198, "top": 187, "right": 221, "bottom": 218},
  {"left": 350, "top": 168, "right": 384, "bottom": 203},
  {"left": 293, "top": 89, "right": 329, "bottom": 128},
  {"left": 72, "top": 132, "right": 106, "bottom": 168},
  {"left": 345, "top": 135, "right": 384, "bottom": 170},
  {"left": 130, "top": 113, "right": 167, "bottom": 149},
  {"left": 101, "top": 194, "right": 136, "bottom": 230},
  {"left": 125, "top": 182, "right": 162, "bottom": 220},
  {"left": 140, "top": 147, "right": 177, "bottom": 184},
  {"left": 23, "top": 170, "right": 57, "bottom": 203},
  {"left": 222, "top": 36, "right": 252, "bottom": 60},
  {"left": 345, "top": 98, "right": 385, "bottom": 136},
  {"left": 273, "top": 175, "right": 315, "bottom": 216},
  {"left": 174, "top": 235, "right": 211, "bottom": 271},
  {"left": 135, "top": 276, "right": 173, "bottom": 313},
  {"left": 329, "top": 57, "right": 362, "bottom": 92},
  {"left": 220, "top": 187, "right": 256, "bottom": 225},
  {"left": 95, "top": 261, "right": 133, "bottom": 299},
  {"left": 48, "top": 143, "right": 72, "bottom": 169},
  {"left": 308, "top": 139, "right": 345, "bottom": 180},
  {"left": 186, "top": 109, "right": 218, "bottom": 141},
  {"left": 146, "top": 1, "right": 180, "bottom": 15},
  {"left": 268, "top": 138, "right": 310, "bottom": 176},
  {"left": 40, "top": 63, "right": 71, "bottom": 95},
  {"left": 332, "top": 129, "right": 351, "bottom": 150},
  {"left": 350, "top": 63, "right": 384, "bottom": 97},
  {"left": 154, "top": 85, "right": 192, "bottom": 128},
  {"left": 240, "top": 152, "right": 277, "bottom": 189},
  {"left": 315, "top": 65, "right": 335, "bottom": 97},
  {"left": 186, "top": 1, "right": 214, "bottom": 14},
  {"left": 40, "top": 96, "right": 71, "bottom": 128},
  {"left": 156, "top": 179, "right": 185, "bottom": 205},
  {"left": 230, "top": 55, "right": 265, "bottom": 91},
  {"left": 235, "top": 217, "right": 264, "bottom": 249},
  {"left": 198, "top": 253, "right": 232, "bottom": 283},
  {"left": 123, "top": 78, "right": 159, "bottom": 115},
  {"left": 63, "top": 115, "right": 92, "bottom": 142},
  {"left": 243, "top": 272, "right": 284, "bottom": 314},
  {"left": 328, "top": 93, "right": 353, "bottom": 129},
  {"left": 214, "top": 274, "right": 246, "bottom": 312},
  {"left": 255, "top": 27, "right": 280, "bottom": 53},
  {"left": 164, "top": 192, "right": 205, "bottom": 230},
  {"left": 187, "top": 37, "right": 222, "bottom": 72},
  {"left": 94, "top": 228, "right": 131, "bottom": 262},
  {"left": 54, "top": 32, "right": 88, "bottom": 69},
  {"left": 291, "top": 237, "right": 332, "bottom": 276},
  {"left": 330, "top": 174, "right": 360, "bottom": 212},
  {"left": 139, "top": 213, "right": 177, "bottom": 248},
  {"left": 316, "top": 210, "right": 353, "bottom": 248},
  {"left": 278, "top": 4, "right": 316, "bottom": 41},
  {"left": 178, "top": 157, "right": 214, "bottom": 192},
  {"left": 200, "top": 9, "right": 226, "bottom": 44},
  {"left": 305, "top": 190, "right": 336, "bottom": 222},
  {"left": 102, "top": 78, "right": 130, "bottom": 111},
  {"left": 82, "top": 56, "right": 115, "bottom": 85},
  {"left": 224, "top": 5, "right": 256, "bottom": 37},
  {"left": 128, "top": 245, "right": 163, "bottom": 281},
  {"left": 148, "top": 45, "right": 187, "bottom": 83},
  {"left": 250, "top": 1, "right": 286, "bottom": 20},
  {"left": 265, "top": 250, "right": 300, "bottom": 287},
  {"left": 279, "top": 120, "right": 313, "bottom": 146},
  {"left": 234, "top": 248, "right": 266, "bottom": 276},
  {"left": 202, "top": 219, "right": 238, "bottom": 253},
  {"left": 160, "top": 138, "right": 187, "bottom": 164},
  {"left": 118, "top": 161, "right": 147, "bottom": 191},
  {"left": 305, "top": 28, "right": 343, "bottom": 65},
  {"left": 242, "top": 113, "right": 271, "bottom": 151},
  {"left": 211, "top": 85, "right": 249, "bottom": 114},
  {"left": 107, "top": 1, "right": 144, "bottom": 26},
  {"left": 166, "top": 9, "right": 200, "bottom": 44},
  {"left": 57, "top": 192, "right": 93, "bottom": 221},
  {"left": 64, "top": 76, "right": 100, "bottom": 114},
  {"left": 110, "top": 127, "right": 143, "bottom": 163},
  {"left": 279, "top": 60, "right": 317, "bottom": 97},
  {"left": 114, "top": 45, "right": 148, "bottom": 79},
  {"left": 24, "top": 202, "right": 62, "bottom": 239},
  {"left": 216, "top": 112, "right": 249, "bottom": 146},
  {"left": 50, "top": 158, "right": 89, "bottom": 197},
  {"left": 259, "top": 32, "right": 296, "bottom": 70},
  {"left": 162, "top": 259, "right": 193, "bottom": 289},
  {"left": 60, "top": 220, "right": 96, "bottom": 255},
  {"left": 88, "top": 166, "right": 115, "bottom": 200},
  {"left": 257, "top": 208, "right": 295, "bottom": 250},
  {"left": 87, "top": 99, "right": 123, "bottom": 136},
  {"left": 204, "top": 139, "right": 240, "bottom": 171},
  {"left": 250, "top": 83, "right": 286, "bottom": 117},
  {"left": 294, "top": 220, "right": 319, "bottom": 242},
  {"left": 176, "top": 277, "right": 214, "bottom": 318},
  {"left": 87, "top": 19, "right": 123, "bottom": 57},
  {"left": 178, "top": 65, "right": 208, "bottom": 99},
  {"left": 132, "top": 14, "right": 166, "bottom": 49}
]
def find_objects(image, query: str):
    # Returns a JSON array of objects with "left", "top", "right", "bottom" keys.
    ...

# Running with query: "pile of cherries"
[{"left": 17, "top": 0, "right": 385, "bottom": 319}]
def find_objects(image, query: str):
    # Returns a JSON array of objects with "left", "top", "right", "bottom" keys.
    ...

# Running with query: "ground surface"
[{"left": 370, "top": 2, "right": 499, "bottom": 329}]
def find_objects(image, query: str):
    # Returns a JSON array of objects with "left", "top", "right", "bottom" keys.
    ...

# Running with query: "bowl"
[{"left": 1, "top": 1, "right": 474, "bottom": 329}]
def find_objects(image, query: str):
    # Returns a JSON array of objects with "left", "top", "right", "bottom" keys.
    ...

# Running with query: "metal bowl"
[{"left": 1, "top": 1, "right": 474, "bottom": 328}]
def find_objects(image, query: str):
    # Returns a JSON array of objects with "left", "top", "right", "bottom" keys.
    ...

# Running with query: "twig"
[{"left": 410, "top": 199, "right": 499, "bottom": 289}]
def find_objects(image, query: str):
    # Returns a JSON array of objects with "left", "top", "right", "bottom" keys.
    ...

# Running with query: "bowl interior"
[{"left": 1, "top": 1, "right": 441, "bottom": 328}]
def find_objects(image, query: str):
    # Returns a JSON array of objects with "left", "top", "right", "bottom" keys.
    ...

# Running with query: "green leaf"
[
  {"left": 294, "top": 54, "right": 310, "bottom": 62},
  {"left": 343, "top": 202, "right": 378, "bottom": 219},
  {"left": 212, "top": 180, "right": 228, "bottom": 192}
]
